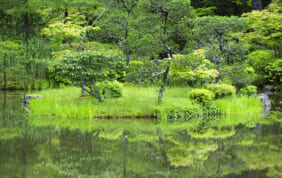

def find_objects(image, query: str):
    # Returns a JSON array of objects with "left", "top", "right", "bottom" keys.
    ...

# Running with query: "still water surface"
[{"left": 0, "top": 91, "right": 281, "bottom": 177}]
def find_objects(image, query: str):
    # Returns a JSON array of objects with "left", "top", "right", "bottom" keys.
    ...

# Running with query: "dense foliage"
[
  {"left": 96, "top": 80, "right": 123, "bottom": 99},
  {"left": 0, "top": 0, "right": 281, "bottom": 101},
  {"left": 188, "top": 88, "right": 215, "bottom": 104},
  {"left": 51, "top": 51, "right": 124, "bottom": 101},
  {"left": 206, "top": 84, "right": 236, "bottom": 98}
]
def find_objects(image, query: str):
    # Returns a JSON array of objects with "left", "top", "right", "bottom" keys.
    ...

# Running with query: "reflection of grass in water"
[
  {"left": 29, "top": 114, "right": 262, "bottom": 140},
  {"left": 29, "top": 87, "right": 263, "bottom": 120}
]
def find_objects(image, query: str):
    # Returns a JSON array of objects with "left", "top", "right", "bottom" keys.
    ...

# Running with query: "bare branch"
[
  {"left": 80, "top": 7, "right": 109, "bottom": 50},
  {"left": 151, "top": 58, "right": 172, "bottom": 63}
]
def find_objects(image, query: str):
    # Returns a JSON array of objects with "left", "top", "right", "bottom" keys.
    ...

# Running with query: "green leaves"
[
  {"left": 50, "top": 50, "right": 125, "bottom": 100},
  {"left": 247, "top": 50, "right": 275, "bottom": 72},
  {"left": 264, "top": 58, "right": 282, "bottom": 84},
  {"left": 169, "top": 53, "right": 218, "bottom": 85},
  {"left": 242, "top": 5, "right": 282, "bottom": 57},
  {"left": 188, "top": 88, "right": 215, "bottom": 104}
]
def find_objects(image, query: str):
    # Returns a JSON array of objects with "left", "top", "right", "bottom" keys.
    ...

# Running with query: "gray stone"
[
  {"left": 257, "top": 93, "right": 271, "bottom": 117},
  {"left": 23, "top": 95, "right": 42, "bottom": 110}
]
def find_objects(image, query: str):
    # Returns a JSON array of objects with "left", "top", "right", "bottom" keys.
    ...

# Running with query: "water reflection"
[{"left": 0, "top": 91, "right": 281, "bottom": 177}]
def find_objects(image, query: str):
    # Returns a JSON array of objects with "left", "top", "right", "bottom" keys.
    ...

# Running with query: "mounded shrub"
[
  {"left": 206, "top": 84, "right": 236, "bottom": 98},
  {"left": 188, "top": 89, "right": 215, "bottom": 104},
  {"left": 96, "top": 80, "right": 123, "bottom": 99},
  {"left": 240, "top": 85, "right": 257, "bottom": 96}
]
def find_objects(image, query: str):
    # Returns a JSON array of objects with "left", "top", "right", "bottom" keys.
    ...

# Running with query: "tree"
[
  {"left": 50, "top": 50, "right": 124, "bottom": 102},
  {"left": 169, "top": 51, "right": 219, "bottom": 87},
  {"left": 93, "top": 0, "right": 144, "bottom": 67},
  {"left": 42, "top": 8, "right": 102, "bottom": 48},
  {"left": 116, "top": 0, "right": 140, "bottom": 67},
  {"left": 242, "top": 2, "right": 282, "bottom": 57},
  {"left": 147, "top": 0, "right": 192, "bottom": 103},
  {"left": 192, "top": 16, "right": 247, "bottom": 82},
  {"left": 264, "top": 58, "right": 282, "bottom": 85}
]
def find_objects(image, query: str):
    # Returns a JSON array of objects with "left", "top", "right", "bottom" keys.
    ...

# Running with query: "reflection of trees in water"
[
  {"left": 1, "top": 122, "right": 281, "bottom": 177},
  {"left": 0, "top": 92, "right": 282, "bottom": 177}
]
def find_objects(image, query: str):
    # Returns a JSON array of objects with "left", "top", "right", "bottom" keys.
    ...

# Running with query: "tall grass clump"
[{"left": 214, "top": 95, "right": 263, "bottom": 116}]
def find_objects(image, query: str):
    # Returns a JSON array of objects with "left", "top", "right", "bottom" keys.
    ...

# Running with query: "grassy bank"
[{"left": 29, "top": 86, "right": 263, "bottom": 120}]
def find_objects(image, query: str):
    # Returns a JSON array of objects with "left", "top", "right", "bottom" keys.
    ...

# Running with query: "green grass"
[
  {"left": 30, "top": 86, "right": 191, "bottom": 118},
  {"left": 214, "top": 95, "right": 263, "bottom": 116},
  {"left": 29, "top": 86, "right": 263, "bottom": 120}
]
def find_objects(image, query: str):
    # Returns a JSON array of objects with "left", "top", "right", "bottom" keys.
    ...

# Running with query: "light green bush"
[
  {"left": 240, "top": 85, "right": 257, "bottom": 96},
  {"left": 188, "top": 89, "right": 215, "bottom": 104},
  {"left": 206, "top": 84, "right": 236, "bottom": 98},
  {"left": 96, "top": 80, "right": 123, "bottom": 99},
  {"left": 248, "top": 50, "right": 274, "bottom": 73}
]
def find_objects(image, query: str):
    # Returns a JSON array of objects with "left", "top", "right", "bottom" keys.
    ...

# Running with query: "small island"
[{"left": 0, "top": 0, "right": 281, "bottom": 177}]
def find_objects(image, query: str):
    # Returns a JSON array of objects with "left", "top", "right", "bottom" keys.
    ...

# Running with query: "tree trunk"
[
  {"left": 252, "top": 0, "right": 263, "bottom": 10},
  {"left": 158, "top": 63, "right": 171, "bottom": 104},
  {"left": 125, "top": 11, "right": 130, "bottom": 67},
  {"left": 25, "top": 0, "right": 29, "bottom": 57},
  {"left": 3, "top": 53, "right": 7, "bottom": 88},
  {"left": 3, "top": 71, "right": 6, "bottom": 89},
  {"left": 123, "top": 130, "right": 128, "bottom": 178},
  {"left": 63, "top": 8, "right": 68, "bottom": 44},
  {"left": 158, "top": 129, "right": 168, "bottom": 166},
  {"left": 23, "top": 131, "right": 27, "bottom": 165},
  {"left": 35, "top": 64, "right": 39, "bottom": 79},
  {"left": 93, "top": 82, "right": 103, "bottom": 102},
  {"left": 3, "top": 90, "right": 6, "bottom": 126},
  {"left": 119, "top": 0, "right": 138, "bottom": 67},
  {"left": 81, "top": 84, "right": 86, "bottom": 96},
  {"left": 158, "top": 10, "right": 171, "bottom": 104}
]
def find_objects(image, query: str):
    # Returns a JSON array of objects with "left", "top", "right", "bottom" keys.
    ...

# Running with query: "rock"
[
  {"left": 257, "top": 93, "right": 271, "bottom": 106},
  {"left": 23, "top": 95, "right": 42, "bottom": 110},
  {"left": 23, "top": 95, "right": 40, "bottom": 104},
  {"left": 257, "top": 93, "right": 271, "bottom": 117},
  {"left": 264, "top": 85, "right": 274, "bottom": 91}
]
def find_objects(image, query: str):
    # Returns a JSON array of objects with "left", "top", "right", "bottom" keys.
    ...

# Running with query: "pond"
[{"left": 0, "top": 91, "right": 281, "bottom": 177}]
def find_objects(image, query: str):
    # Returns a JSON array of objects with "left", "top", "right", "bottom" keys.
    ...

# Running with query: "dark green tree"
[
  {"left": 51, "top": 51, "right": 124, "bottom": 102},
  {"left": 192, "top": 16, "right": 247, "bottom": 82}
]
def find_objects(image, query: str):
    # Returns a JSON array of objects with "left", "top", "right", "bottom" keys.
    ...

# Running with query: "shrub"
[
  {"left": 240, "top": 85, "right": 257, "bottom": 96},
  {"left": 206, "top": 84, "right": 236, "bottom": 98},
  {"left": 188, "top": 89, "right": 215, "bottom": 104},
  {"left": 96, "top": 80, "right": 123, "bottom": 99}
]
